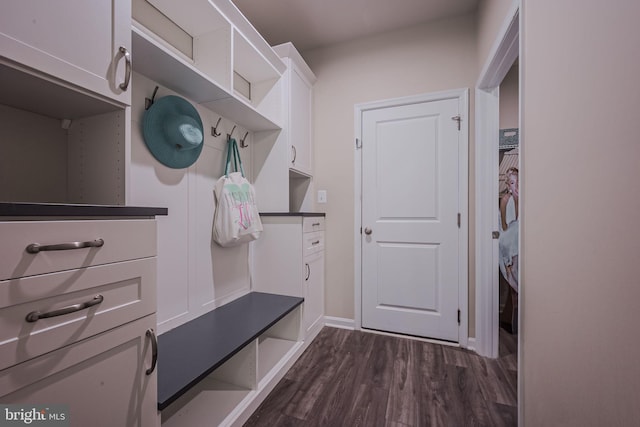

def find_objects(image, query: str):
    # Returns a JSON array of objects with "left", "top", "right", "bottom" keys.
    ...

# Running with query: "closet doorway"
[
  {"left": 474, "top": 5, "right": 519, "bottom": 360},
  {"left": 498, "top": 62, "right": 519, "bottom": 335}
]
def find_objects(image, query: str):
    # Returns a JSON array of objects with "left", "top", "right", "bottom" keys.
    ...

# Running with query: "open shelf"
[
  {"left": 289, "top": 171, "right": 313, "bottom": 212},
  {"left": 0, "top": 61, "right": 126, "bottom": 206},
  {"left": 233, "top": 30, "right": 280, "bottom": 87},
  {"left": 132, "top": 23, "right": 281, "bottom": 132},
  {"left": 257, "top": 336, "right": 298, "bottom": 383},
  {"left": 131, "top": 24, "right": 229, "bottom": 104},
  {"left": 0, "top": 61, "right": 120, "bottom": 120},
  {"left": 146, "top": 0, "right": 230, "bottom": 38},
  {"left": 131, "top": 0, "right": 285, "bottom": 132},
  {"left": 161, "top": 377, "right": 252, "bottom": 427}
]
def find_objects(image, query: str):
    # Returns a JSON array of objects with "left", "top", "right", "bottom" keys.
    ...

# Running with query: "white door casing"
[
  {"left": 356, "top": 90, "right": 468, "bottom": 344},
  {"left": 475, "top": 3, "right": 519, "bottom": 359}
]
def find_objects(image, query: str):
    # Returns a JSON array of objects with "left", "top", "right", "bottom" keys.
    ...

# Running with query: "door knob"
[{"left": 364, "top": 227, "right": 373, "bottom": 235}]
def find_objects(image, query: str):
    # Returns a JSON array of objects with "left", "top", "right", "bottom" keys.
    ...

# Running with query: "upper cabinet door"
[
  {"left": 289, "top": 62, "right": 313, "bottom": 176},
  {"left": 0, "top": 0, "right": 132, "bottom": 105}
]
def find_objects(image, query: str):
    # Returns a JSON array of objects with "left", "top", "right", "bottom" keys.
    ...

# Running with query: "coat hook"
[
  {"left": 227, "top": 125, "right": 236, "bottom": 141},
  {"left": 211, "top": 117, "right": 222, "bottom": 137},
  {"left": 240, "top": 131, "right": 249, "bottom": 148},
  {"left": 145, "top": 86, "right": 159, "bottom": 110}
]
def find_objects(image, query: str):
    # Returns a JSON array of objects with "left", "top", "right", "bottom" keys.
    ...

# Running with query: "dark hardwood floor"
[{"left": 245, "top": 327, "right": 517, "bottom": 427}]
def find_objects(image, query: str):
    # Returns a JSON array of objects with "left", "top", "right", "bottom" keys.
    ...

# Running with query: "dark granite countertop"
[
  {"left": 259, "top": 212, "right": 325, "bottom": 217},
  {"left": 0, "top": 202, "right": 168, "bottom": 217}
]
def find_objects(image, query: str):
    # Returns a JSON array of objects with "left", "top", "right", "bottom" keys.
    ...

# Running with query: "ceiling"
[{"left": 233, "top": 0, "right": 479, "bottom": 52}]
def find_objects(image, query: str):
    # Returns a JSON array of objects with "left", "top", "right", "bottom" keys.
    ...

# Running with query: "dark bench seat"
[{"left": 157, "top": 291, "right": 304, "bottom": 410}]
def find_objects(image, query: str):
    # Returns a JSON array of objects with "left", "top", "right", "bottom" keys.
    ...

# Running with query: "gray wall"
[
  {"left": 303, "top": 12, "right": 478, "bottom": 327},
  {"left": 521, "top": 1, "right": 640, "bottom": 424}
]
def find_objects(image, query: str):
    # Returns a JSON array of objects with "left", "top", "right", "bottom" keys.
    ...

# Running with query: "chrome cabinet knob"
[{"left": 364, "top": 227, "right": 373, "bottom": 235}]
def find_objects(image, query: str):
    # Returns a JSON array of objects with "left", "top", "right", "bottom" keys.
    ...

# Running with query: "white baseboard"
[
  {"left": 323, "top": 316, "right": 355, "bottom": 330},
  {"left": 324, "top": 317, "right": 479, "bottom": 355},
  {"left": 467, "top": 337, "right": 477, "bottom": 352}
]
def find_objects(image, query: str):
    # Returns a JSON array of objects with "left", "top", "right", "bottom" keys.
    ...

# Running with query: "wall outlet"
[{"left": 317, "top": 190, "right": 327, "bottom": 204}]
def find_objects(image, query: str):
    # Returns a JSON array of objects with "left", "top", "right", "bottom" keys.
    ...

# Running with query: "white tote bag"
[{"left": 213, "top": 138, "right": 263, "bottom": 247}]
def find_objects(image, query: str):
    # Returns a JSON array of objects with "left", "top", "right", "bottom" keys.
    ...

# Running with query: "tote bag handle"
[{"left": 223, "top": 138, "right": 246, "bottom": 177}]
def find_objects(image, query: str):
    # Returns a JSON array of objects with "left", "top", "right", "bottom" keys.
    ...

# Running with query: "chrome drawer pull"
[
  {"left": 25, "top": 294, "right": 104, "bottom": 323},
  {"left": 119, "top": 46, "right": 132, "bottom": 91},
  {"left": 312, "top": 222, "right": 320, "bottom": 227},
  {"left": 305, "top": 263, "right": 310, "bottom": 281},
  {"left": 26, "top": 238, "right": 104, "bottom": 254},
  {"left": 311, "top": 240, "right": 320, "bottom": 245},
  {"left": 146, "top": 329, "right": 158, "bottom": 375}
]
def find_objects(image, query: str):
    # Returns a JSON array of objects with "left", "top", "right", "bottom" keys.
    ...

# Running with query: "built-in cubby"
[
  {"left": 230, "top": 29, "right": 283, "bottom": 124},
  {"left": 257, "top": 308, "right": 303, "bottom": 385},
  {"left": 0, "top": 0, "right": 130, "bottom": 206},
  {"left": 289, "top": 170, "right": 314, "bottom": 212},
  {"left": 0, "top": 61, "right": 126, "bottom": 205},
  {"left": 161, "top": 343, "right": 256, "bottom": 427},
  {"left": 157, "top": 292, "right": 304, "bottom": 427},
  {"left": 133, "top": 0, "right": 231, "bottom": 90},
  {"left": 131, "top": 0, "right": 285, "bottom": 132}
]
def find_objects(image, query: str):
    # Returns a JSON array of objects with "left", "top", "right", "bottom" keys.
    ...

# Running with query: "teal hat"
[{"left": 143, "top": 95, "right": 204, "bottom": 169}]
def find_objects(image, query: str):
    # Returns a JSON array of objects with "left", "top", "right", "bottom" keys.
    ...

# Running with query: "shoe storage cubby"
[{"left": 157, "top": 293, "right": 304, "bottom": 427}]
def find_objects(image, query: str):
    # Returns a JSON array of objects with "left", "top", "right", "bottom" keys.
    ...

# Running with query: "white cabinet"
[
  {"left": 1, "top": 2, "right": 130, "bottom": 206},
  {"left": 0, "top": 0, "right": 132, "bottom": 105},
  {"left": 253, "top": 42, "right": 316, "bottom": 212},
  {"left": 287, "top": 57, "right": 314, "bottom": 176},
  {"left": 0, "top": 315, "right": 157, "bottom": 427},
  {"left": 252, "top": 215, "right": 325, "bottom": 339},
  {"left": 0, "top": 214, "right": 160, "bottom": 427},
  {"left": 304, "top": 250, "right": 325, "bottom": 337},
  {"left": 273, "top": 43, "right": 316, "bottom": 177}
]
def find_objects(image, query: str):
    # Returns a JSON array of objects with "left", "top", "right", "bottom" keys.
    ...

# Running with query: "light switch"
[{"left": 317, "top": 190, "right": 327, "bottom": 204}]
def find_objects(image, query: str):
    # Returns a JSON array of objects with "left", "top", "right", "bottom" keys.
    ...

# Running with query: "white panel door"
[{"left": 361, "top": 97, "right": 461, "bottom": 342}]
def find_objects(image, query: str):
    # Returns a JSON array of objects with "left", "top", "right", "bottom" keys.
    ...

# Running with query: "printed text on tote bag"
[{"left": 223, "top": 182, "right": 256, "bottom": 229}]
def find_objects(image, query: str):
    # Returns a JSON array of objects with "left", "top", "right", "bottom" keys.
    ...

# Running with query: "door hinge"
[
  {"left": 457, "top": 213, "right": 461, "bottom": 228},
  {"left": 457, "top": 309, "right": 461, "bottom": 324},
  {"left": 360, "top": 227, "right": 362, "bottom": 234},
  {"left": 451, "top": 115, "right": 461, "bottom": 131},
  {"left": 356, "top": 138, "right": 362, "bottom": 149}
]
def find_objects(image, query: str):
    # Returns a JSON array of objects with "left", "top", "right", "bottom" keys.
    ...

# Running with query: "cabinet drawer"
[
  {"left": 0, "top": 315, "right": 157, "bottom": 427},
  {"left": 0, "top": 219, "right": 156, "bottom": 281},
  {"left": 303, "top": 231, "right": 324, "bottom": 257},
  {"left": 0, "top": 257, "right": 156, "bottom": 371},
  {"left": 302, "top": 216, "right": 325, "bottom": 233}
]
